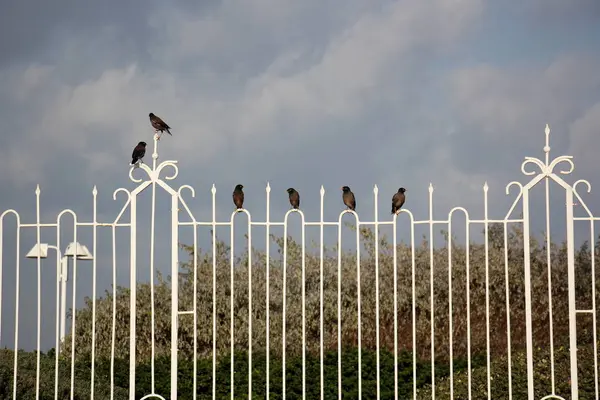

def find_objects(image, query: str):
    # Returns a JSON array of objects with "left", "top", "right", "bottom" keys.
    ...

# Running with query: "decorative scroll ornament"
[
  {"left": 520, "top": 124, "right": 574, "bottom": 177},
  {"left": 129, "top": 133, "right": 179, "bottom": 184}
]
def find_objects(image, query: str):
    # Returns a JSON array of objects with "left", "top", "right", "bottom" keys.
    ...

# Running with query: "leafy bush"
[
  {"left": 0, "top": 347, "right": 485, "bottom": 399},
  {"left": 417, "top": 339, "right": 598, "bottom": 399},
  {"left": 0, "top": 349, "right": 128, "bottom": 400},
  {"left": 66, "top": 225, "right": 600, "bottom": 365}
]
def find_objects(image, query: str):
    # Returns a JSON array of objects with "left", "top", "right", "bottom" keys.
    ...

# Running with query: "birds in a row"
[
  {"left": 129, "top": 113, "right": 408, "bottom": 214},
  {"left": 234, "top": 185, "right": 407, "bottom": 214},
  {"left": 130, "top": 113, "right": 173, "bottom": 165}
]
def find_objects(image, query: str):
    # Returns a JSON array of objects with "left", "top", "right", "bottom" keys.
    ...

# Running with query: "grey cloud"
[
  {"left": 445, "top": 54, "right": 600, "bottom": 177},
  {"left": 0, "top": 0, "right": 161, "bottom": 68}
]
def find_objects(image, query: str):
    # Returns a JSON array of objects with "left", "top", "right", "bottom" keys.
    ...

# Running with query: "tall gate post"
[{"left": 566, "top": 188, "right": 578, "bottom": 399}]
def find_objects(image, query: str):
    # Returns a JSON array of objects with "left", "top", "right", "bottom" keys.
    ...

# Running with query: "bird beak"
[{"left": 340, "top": 186, "right": 343, "bottom": 190}]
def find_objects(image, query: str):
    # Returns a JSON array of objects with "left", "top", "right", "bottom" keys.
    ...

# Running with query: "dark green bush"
[
  {"left": 417, "top": 340, "right": 598, "bottom": 399},
  {"left": 0, "top": 347, "right": 486, "bottom": 399}
]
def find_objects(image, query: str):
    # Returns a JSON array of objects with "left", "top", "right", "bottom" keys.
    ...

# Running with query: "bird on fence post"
[
  {"left": 287, "top": 188, "right": 300, "bottom": 209},
  {"left": 391, "top": 187, "right": 407, "bottom": 215},
  {"left": 130, "top": 141, "right": 147, "bottom": 166},
  {"left": 341, "top": 186, "right": 356, "bottom": 211},
  {"left": 149, "top": 112, "right": 172, "bottom": 140},
  {"left": 233, "top": 184, "right": 245, "bottom": 211}
]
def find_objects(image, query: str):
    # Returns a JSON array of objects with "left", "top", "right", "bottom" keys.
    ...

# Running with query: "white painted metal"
[{"left": 0, "top": 125, "right": 596, "bottom": 399}]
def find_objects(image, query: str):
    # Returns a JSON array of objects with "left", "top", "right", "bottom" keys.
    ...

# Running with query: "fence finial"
[
  {"left": 544, "top": 124, "right": 551, "bottom": 154},
  {"left": 35, "top": 184, "right": 40, "bottom": 196}
]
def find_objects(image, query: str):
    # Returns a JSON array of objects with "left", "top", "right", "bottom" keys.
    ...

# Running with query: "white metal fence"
[{"left": 0, "top": 125, "right": 598, "bottom": 399}]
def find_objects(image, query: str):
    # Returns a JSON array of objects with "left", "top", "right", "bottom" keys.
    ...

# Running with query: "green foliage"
[
  {"left": 0, "top": 349, "right": 128, "bottom": 399},
  {"left": 417, "top": 340, "right": 599, "bottom": 399},
  {"left": 0, "top": 347, "right": 485, "bottom": 399},
  {"left": 65, "top": 225, "right": 600, "bottom": 365}
]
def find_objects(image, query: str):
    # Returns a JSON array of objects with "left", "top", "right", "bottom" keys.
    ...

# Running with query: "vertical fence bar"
[
  {"left": 36, "top": 186, "right": 41, "bottom": 400},
  {"left": 111, "top": 226, "right": 117, "bottom": 400},
  {"left": 590, "top": 220, "right": 599, "bottom": 399},
  {"left": 464, "top": 212, "right": 472, "bottom": 400},
  {"left": 265, "top": 184, "right": 271, "bottom": 400},
  {"left": 483, "top": 183, "right": 491, "bottom": 400},
  {"left": 410, "top": 213, "right": 417, "bottom": 400},
  {"left": 337, "top": 213, "right": 343, "bottom": 400},
  {"left": 171, "top": 194, "right": 179, "bottom": 400},
  {"left": 373, "top": 185, "right": 379, "bottom": 400},
  {"left": 283, "top": 212, "right": 288, "bottom": 400},
  {"left": 129, "top": 192, "right": 138, "bottom": 400},
  {"left": 301, "top": 210, "right": 307, "bottom": 400},
  {"left": 447, "top": 216, "right": 454, "bottom": 399},
  {"left": 319, "top": 186, "right": 325, "bottom": 400},
  {"left": 212, "top": 185, "right": 217, "bottom": 400},
  {"left": 91, "top": 186, "right": 98, "bottom": 399},
  {"left": 392, "top": 213, "right": 398, "bottom": 399},
  {"left": 70, "top": 215, "right": 78, "bottom": 400},
  {"left": 12, "top": 210, "right": 21, "bottom": 400},
  {"left": 247, "top": 210, "right": 253, "bottom": 400},
  {"left": 503, "top": 219, "right": 513, "bottom": 400},
  {"left": 428, "top": 183, "right": 435, "bottom": 400},
  {"left": 566, "top": 189, "right": 578, "bottom": 399},
  {"left": 230, "top": 212, "right": 236, "bottom": 400},
  {"left": 192, "top": 215, "right": 198, "bottom": 400},
  {"left": 545, "top": 172, "right": 556, "bottom": 394},
  {"left": 521, "top": 189, "right": 534, "bottom": 400},
  {"left": 357, "top": 210, "right": 362, "bottom": 399},
  {"left": 150, "top": 181, "right": 157, "bottom": 394},
  {"left": 55, "top": 250, "right": 60, "bottom": 400},
  {"left": 0, "top": 214, "right": 3, "bottom": 346}
]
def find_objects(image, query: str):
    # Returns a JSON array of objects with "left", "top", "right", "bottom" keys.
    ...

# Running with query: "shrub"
[{"left": 65, "top": 226, "right": 600, "bottom": 365}]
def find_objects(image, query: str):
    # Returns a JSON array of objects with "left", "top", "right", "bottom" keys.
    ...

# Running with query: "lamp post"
[{"left": 25, "top": 242, "right": 93, "bottom": 347}]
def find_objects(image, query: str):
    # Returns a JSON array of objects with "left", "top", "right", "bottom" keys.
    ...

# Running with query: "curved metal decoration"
[{"left": 127, "top": 134, "right": 180, "bottom": 186}]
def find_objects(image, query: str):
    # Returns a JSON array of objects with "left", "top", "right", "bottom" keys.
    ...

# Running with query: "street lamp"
[{"left": 25, "top": 242, "right": 93, "bottom": 347}]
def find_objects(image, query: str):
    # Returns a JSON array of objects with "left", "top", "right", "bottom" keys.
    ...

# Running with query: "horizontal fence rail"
[{"left": 0, "top": 125, "right": 598, "bottom": 399}]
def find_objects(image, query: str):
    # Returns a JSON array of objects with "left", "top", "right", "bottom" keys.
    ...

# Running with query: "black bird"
[
  {"left": 130, "top": 141, "right": 147, "bottom": 165},
  {"left": 233, "top": 184, "right": 244, "bottom": 210},
  {"left": 391, "top": 187, "right": 407, "bottom": 215},
  {"left": 287, "top": 188, "right": 300, "bottom": 209},
  {"left": 149, "top": 113, "right": 172, "bottom": 139},
  {"left": 341, "top": 186, "right": 356, "bottom": 211}
]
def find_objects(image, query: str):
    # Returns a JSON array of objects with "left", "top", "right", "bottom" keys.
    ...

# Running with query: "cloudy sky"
[{"left": 1, "top": 0, "right": 600, "bottom": 351}]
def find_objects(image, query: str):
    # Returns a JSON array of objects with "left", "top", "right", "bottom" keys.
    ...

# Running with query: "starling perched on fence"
[
  {"left": 233, "top": 184, "right": 245, "bottom": 210},
  {"left": 287, "top": 188, "right": 300, "bottom": 209},
  {"left": 391, "top": 187, "right": 407, "bottom": 215},
  {"left": 130, "top": 141, "right": 147, "bottom": 165},
  {"left": 341, "top": 186, "right": 356, "bottom": 211},
  {"left": 149, "top": 113, "right": 172, "bottom": 138}
]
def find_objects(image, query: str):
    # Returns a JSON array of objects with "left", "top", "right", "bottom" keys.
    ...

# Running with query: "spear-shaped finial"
[{"left": 544, "top": 123, "right": 551, "bottom": 154}]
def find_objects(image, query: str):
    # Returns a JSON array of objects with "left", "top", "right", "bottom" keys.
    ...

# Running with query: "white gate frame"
[{"left": 0, "top": 124, "right": 598, "bottom": 399}]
